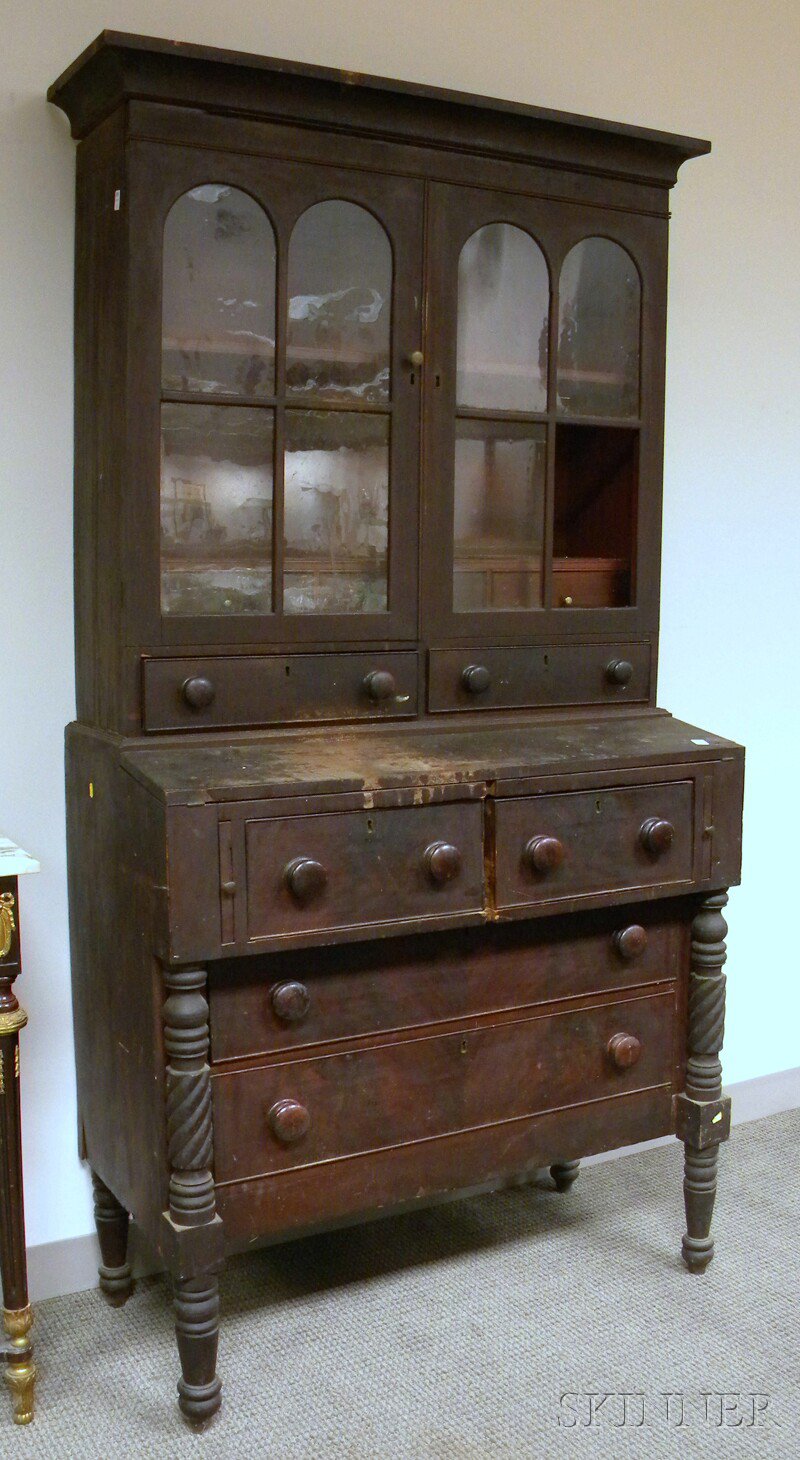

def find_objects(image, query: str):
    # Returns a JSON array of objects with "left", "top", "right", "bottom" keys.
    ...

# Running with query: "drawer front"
[
  {"left": 245, "top": 802, "right": 484, "bottom": 942},
  {"left": 143, "top": 651, "right": 418, "bottom": 732},
  {"left": 209, "top": 911, "right": 683, "bottom": 1063},
  {"left": 427, "top": 642, "right": 650, "bottom": 712},
  {"left": 496, "top": 781, "right": 695, "bottom": 909},
  {"left": 212, "top": 990, "right": 676, "bottom": 1182}
]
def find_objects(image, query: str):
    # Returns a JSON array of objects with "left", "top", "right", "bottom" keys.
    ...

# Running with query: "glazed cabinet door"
[
  {"left": 125, "top": 144, "right": 424, "bottom": 646},
  {"left": 421, "top": 184, "right": 668, "bottom": 650}
]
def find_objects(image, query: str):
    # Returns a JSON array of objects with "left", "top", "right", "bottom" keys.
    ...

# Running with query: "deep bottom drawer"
[
  {"left": 216, "top": 1084, "right": 675, "bottom": 1244},
  {"left": 212, "top": 989, "right": 677, "bottom": 1183}
]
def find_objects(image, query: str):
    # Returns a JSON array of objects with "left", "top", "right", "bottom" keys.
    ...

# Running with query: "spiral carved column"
[
  {"left": 675, "top": 893, "right": 731, "bottom": 1273},
  {"left": 163, "top": 966, "right": 222, "bottom": 1425}
]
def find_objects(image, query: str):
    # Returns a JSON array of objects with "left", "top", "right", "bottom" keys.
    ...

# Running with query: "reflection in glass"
[
  {"left": 557, "top": 238, "right": 640, "bottom": 418},
  {"left": 286, "top": 202, "right": 392, "bottom": 404},
  {"left": 160, "top": 403, "right": 274, "bottom": 615},
  {"left": 284, "top": 411, "right": 389, "bottom": 614},
  {"left": 457, "top": 224, "right": 549, "bottom": 412},
  {"left": 453, "top": 422, "right": 546, "bottom": 611},
  {"left": 553, "top": 424, "right": 637, "bottom": 607},
  {"left": 162, "top": 185, "right": 276, "bottom": 397}
]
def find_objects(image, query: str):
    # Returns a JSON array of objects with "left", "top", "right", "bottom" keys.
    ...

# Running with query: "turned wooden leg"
[
  {"left": 163, "top": 966, "right": 223, "bottom": 1424},
  {"left": 550, "top": 1160, "right": 580, "bottom": 1192},
  {"left": 174, "top": 1276, "right": 222, "bottom": 1424},
  {"left": 0, "top": 880, "right": 36, "bottom": 1423},
  {"left": 91, "top": 1170, "right": 133, "bottom": 1306},
  {"left": 676, "top": 892, "right": 731, "bottom": 1274}
]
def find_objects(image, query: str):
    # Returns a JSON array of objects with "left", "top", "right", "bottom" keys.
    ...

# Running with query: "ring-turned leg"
[
  {"left": 91, "top": 1171, "right": 133, "bottom": 1306},
  {"left": 675, "top": 893, "right": 732, "bottom": 1273},
  {"left": 163, "top": 966, "right": 223, "bottom": 1425},
  {"left": 550, "top": 1160, "right": 580, "bottom": 1192}
]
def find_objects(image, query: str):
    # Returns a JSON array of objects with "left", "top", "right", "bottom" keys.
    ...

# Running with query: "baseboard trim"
[{"left": 28, "top": 1065, "right": 800, "bottom": 1303}]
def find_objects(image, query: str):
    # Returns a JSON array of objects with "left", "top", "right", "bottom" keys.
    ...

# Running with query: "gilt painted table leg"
[
  {"left": 162, "top": 965, "right": 223, "bottom": 1425},
  {"left": 0, "top": 878, "right": 35, "bottom": 1424},
  {"left": 675, "top": 892, "right": 732, "bottom": 1273}
]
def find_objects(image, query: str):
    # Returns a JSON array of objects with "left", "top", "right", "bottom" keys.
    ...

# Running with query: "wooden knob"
[
  {"left": 523, "top": 835, "right": 565, "bottom": 874},
  {"left": 606, "top": 658, "right": 633, "bottom": 686},
  {"left": 424, "top": 841, "right": 462, "bottom": 884},
  {"left": 640, "top": 817, "right": 675, "bottom": 855},
  {"left": 613, "top": 924, "right": 648, "bottom": 960},
  {"left": 181, "top": 675, "right": 215, "bottom": 710},
  {"left": 607, "top": 1033, "right": 642, "bottom": 1070},
  {"left": 363, "top": 669, "right": 397, "bottom": 702},
  {"left": 268, "top": 1098, "right": 311, "bottom": 1145},
  {"left": 271, "top": 981, "right": 310, "bottom": 1024},
  {"left": 461, "top": 664, "right": 491, "bottom": 694},
  {"left": 284, "top": 856, "right": 327, "bottom": 902}
]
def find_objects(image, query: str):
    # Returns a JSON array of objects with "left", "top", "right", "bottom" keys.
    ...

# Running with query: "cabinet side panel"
[
  {"left": 73, "top": 111, "right": 128, "bottom": 731},
  {"left": 66, "top": 725, "right": 169, "bottom": 1243}
]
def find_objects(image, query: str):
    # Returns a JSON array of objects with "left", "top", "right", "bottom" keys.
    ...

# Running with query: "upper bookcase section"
[{"left": 48, "top": 31, "right": 709, "bottom": 189}]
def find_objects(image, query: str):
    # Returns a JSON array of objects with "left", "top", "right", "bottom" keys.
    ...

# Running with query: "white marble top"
[{"left": 0, "top": 838, "right": 40, "bottom": 876}]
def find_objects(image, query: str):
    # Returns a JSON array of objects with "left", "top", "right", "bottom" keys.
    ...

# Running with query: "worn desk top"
[{"left": 117, "top": 710, "right": 743, "bottom": 805}]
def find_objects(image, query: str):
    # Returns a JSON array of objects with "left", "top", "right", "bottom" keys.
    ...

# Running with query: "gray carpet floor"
[{"left": 1, "top": 1109, "right": 797, "bottom": 1459}]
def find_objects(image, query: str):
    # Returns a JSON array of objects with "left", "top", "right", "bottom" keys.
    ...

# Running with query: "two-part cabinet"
[{"left": 51, "top": 32, "right": 743, "bottom": 1426}]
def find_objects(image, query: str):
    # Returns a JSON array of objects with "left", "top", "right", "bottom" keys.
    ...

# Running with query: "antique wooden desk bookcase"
[{"left": 50, "top": 33, "right": 744, "bottom": 1425}]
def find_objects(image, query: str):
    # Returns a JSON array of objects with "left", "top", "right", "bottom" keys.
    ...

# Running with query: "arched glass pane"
[
  {"left": 162, "top": 185, "right": 276, "bottom": 397},
  {"left": 557, "top": 238, "right": 640, "bottom": 418},
  {"left": 456, "top": 224, "right": 549, "bottom": 412},
  {"left": 286, "top": 201, "right": 392, "bottom": 403}
]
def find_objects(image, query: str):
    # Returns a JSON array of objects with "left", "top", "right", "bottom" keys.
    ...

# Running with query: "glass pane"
[
  {"left": 161, "top": 404, "right": 274, "bottom": 615},
  {"left": 286, "top": 201, "right": 391, "bottom": 404},
  {"left": 162, "top": 185, "right": 275, "bottom": 397},
  {"left": 453, "top": 422, "right": 546, "bottom": 611},
  {"left": 553, "top": 425, "right": 637, "bottom": 607},
  {"left": 557, "top": 238, "right": 640, "bottom": 418},
  {"left": 457, "top": 224, "right": 548, "bottom": 412},
  {"left": 284, "top": 410, "right": 389, "bottom": 614}
]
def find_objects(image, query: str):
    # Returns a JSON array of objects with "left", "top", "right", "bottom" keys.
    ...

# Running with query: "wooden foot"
[
  {"left": 682, "top": 1144, "right": 719, "bottom": 1273},
  {"left": 550, "top": 1160, "right": 580, "bottom": 1192},
  {"left": 174, "top": 1276, "right": 222, "bottom": 1425},
  {"left": 3, "top": 1307, "right": 35, "bottom": 1424},
  {"left": 91, "top": 1171, "right": 133, "bottom": 1306}
]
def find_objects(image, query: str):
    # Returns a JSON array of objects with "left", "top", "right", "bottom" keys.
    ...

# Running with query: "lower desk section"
[{"left": 215, "top": 1085, "right": 674, "bottom": 1245}]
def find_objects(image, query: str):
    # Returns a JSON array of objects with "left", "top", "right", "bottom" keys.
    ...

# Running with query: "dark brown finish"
[
  {"left": 681, "top": 892, "right": 730, "bottom": 1273},
  {"left": 91, "top": 1171, "right": 133, "bottom": 1307},
  {"left": 0, "top": 874, "right": 35, "bottom": 1424},
  {"left": 607, "top": 1032, "right": 643, "bottom": 1069},
  {"left": 51, "top": 33, "right": 742, "bottom": 1427}
]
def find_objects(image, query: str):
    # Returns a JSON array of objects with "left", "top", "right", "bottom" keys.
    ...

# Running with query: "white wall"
[{"left": 2, "top": 1, "right": 798, "bottom": 1259}]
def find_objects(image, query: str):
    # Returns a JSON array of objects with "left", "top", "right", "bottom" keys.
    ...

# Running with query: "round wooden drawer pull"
[
  {"left": 268, "top": 1099, "right": 311, "bottom": 1145},
  {"left": 271, "top": 981, "right": 311, "bottom": 1024},
  {"left": 613, "top": 925, "right": 648, "bottom": 960},
  {"left": 424, "top": 841, "right": 462, "bottom": 884},
  {"left": 363, "top": 669, "right": 396, "bottom": 702},
  {"left": 606, "top": 658, "right": 633, "bottom": 686},
  {"left": 461, "top": 664, "right": 491, "bottom": 694},
  {"left": 607, "top": 1033, "right": 642, "bottom": 1070},
  {"left": 284, "top": 856, "right": 327, "bottom": 902},
  {"left": 181, "top": 675, "right": 215, "bottom": 710},
  {"left": 640, "top": 817, "right": 675, "bottom": 855},
  {"left": 523, "top": 835, "right": 565, "bottom": 874}
]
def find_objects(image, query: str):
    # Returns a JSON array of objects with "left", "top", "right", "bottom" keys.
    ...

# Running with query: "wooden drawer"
[
  {"left": 244, "top": 802, "right": 484, "bottom": 944},
  {"left": 209, "top": 910, "right": 683, "bottom": 1063},
  {"left": 427, "top": 642, "right": 650, "bottom": 712},
  {"left": 142, "top": 651, "right": 418, "bottom": 732},
  {"left": 553, "top": 557, "right": 629, "bottom": 609},
  {"left": 495, "top": 781, "right": 695, "bottom": 909},
  {"left": 212, "top": 989, "right": 676, "bottom": 1182}
]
